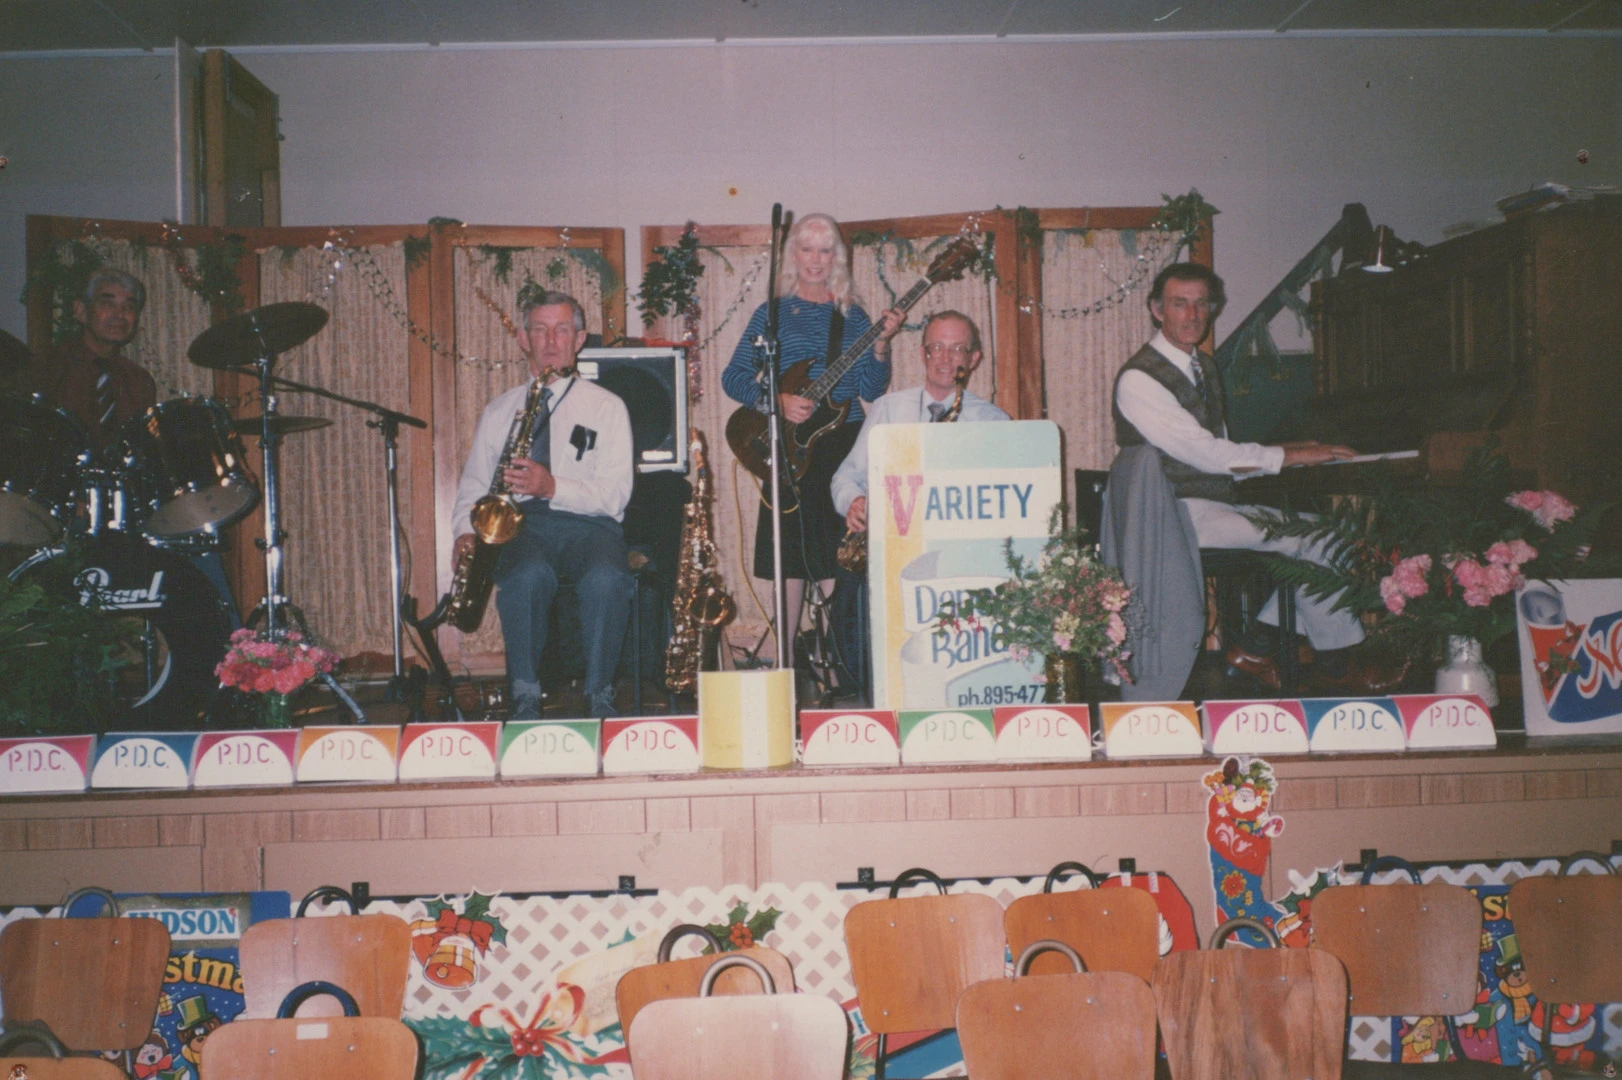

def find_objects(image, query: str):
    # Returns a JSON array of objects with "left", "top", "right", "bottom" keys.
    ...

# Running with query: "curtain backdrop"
[
  {"left": 257, "top": 243, "right": 416, "bottom": 658},
  {"left": 1040, "top": 228, "right": 1176, "bottom": 472}
]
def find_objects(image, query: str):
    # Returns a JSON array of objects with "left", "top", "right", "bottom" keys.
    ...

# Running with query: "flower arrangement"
[
  {"left": 934, "top": 509, "right": 1135, "bottom": 681},
  {"left": 215, "top": 629, "right": 338, "bottom": 699},
  {"left": 1252, "top": 446, "right": 1612, "bottom": 664}
]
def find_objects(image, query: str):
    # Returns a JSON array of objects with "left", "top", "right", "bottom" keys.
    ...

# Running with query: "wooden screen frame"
[{"left": 25, "top": 215, "right": 625, "bottom": 675}]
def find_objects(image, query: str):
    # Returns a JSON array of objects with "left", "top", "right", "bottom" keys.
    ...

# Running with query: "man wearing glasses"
[
  {"left": 451, "top": 290, "right": 634, "bottom": 719},
  {"left": 831, "top": 309, "right": 1008, "bottom": 534}
]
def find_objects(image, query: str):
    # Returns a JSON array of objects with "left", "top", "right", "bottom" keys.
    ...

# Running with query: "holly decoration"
[
  {"left": 424, "top": 891, "right": 509, "bottom": 951},
  {"left": 1152, "top": 189, "right": 1221, "bottom": 255},
  {"left": 702, "top": 902, "right": 780, "bottom": 952},
  {"left": 637, "top": 222, "right": 707, "bottom": 326}
]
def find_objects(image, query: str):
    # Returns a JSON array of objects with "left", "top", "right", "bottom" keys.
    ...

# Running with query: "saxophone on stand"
[
  {"left": 665, "top": 430, "right": 736, "bottom": 696},
  {"left": 836, "top": 366, "right": 968, "bottom": 575}
]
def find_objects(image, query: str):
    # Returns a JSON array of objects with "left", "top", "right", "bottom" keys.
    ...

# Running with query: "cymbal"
[
  {"left": 0, "top": 327, "right": 34, "bottom": 372},
  {"left": 232, "top": 415, "right": 333, "bottom": 437},
  {"left": 188, "top": 302, "right": 329, "bottom": 369}
]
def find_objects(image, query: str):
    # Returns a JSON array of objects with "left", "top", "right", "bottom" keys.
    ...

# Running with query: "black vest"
[{"left": 1112, "top": 344, "right": 1236, "bottom": 503}]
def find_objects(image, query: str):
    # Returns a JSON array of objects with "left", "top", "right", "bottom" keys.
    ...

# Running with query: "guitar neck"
[{"left": 802, "top": 277, "right": 934, "bottom": 404}]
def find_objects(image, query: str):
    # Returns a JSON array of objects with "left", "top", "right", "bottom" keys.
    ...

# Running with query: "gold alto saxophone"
[
  {"left": 665, "top": 430, "right": 736, "bottom": 696},
  {"left": 837, "top": 366, "right": 968, "bottom": 574},
  {"left": 438, "top": 377, "right": 552, "bottom": 633}
]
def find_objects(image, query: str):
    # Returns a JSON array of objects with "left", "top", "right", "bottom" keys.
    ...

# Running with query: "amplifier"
[{"left": 575, "top": 346, "right": 689, "bottom": 473}]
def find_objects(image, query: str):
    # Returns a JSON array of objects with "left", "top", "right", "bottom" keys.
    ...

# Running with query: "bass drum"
[{"left": 9, "top": 534, "right": 231, "bottom": 729}]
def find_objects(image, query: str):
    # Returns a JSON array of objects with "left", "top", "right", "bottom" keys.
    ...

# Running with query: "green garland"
[
  {"left": 20, "top": 239, "right": 106, "bottom": 343},
  {"left": 402, "top": 233, "right": 432, "bottom": 272},
  {"left": 637, "top": 223, "right": 708, "bottom": 326},
  {"left": 1153, "top": 189, "right": 1221, "bottom": 254}
]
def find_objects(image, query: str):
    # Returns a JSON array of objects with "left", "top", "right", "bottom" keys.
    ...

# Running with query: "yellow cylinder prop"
[{"left": 698, "top": 669, "right": 795, "bottom": 769}]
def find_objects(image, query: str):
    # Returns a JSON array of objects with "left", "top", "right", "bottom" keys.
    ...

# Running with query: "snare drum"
[
  {"left": 114, "top": 398, "right": 259, "bottom": 540},
  {"left": 0, "top": 392, "right": 90, "bottom": 546}
]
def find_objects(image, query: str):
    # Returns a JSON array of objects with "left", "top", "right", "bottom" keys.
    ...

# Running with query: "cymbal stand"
[
  {"left": 248, "top": 369, "right": 452, "bottom": 720},
  {"left": 241, "top": 339, "right": 365, "bottom": 723}
]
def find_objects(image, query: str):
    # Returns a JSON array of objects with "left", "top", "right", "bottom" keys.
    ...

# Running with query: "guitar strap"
[{"left": 823, "top": 306, "right": 845, "bottom": 376}]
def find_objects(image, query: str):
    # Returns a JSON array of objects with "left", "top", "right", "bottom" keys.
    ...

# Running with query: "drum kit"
[{"left": 2, "top": 302, "right": 427, "bottom": 728}]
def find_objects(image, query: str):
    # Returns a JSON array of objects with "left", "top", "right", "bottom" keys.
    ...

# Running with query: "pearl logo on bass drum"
[{"left": 76, "top": 565, "right": 168, "bottom": 610}]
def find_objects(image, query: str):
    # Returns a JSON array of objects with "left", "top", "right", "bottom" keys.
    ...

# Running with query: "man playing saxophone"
[
  {"left": 451, "top": 290, "right": 635, "bottom": 719},
  {"left": 830, "top": 310, "right": 1009, "bottom": 534}
]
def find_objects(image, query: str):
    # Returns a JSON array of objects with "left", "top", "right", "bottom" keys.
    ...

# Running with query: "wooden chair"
[
  {"left": 843, "top": 868, "right": 1006, "bottom": 1080},
  {"left": 0, "top": 888, "right": 170, "bottom": 1052},
  {"left": 1004, "top": 861, "right": 1161, "bottom": 980},
  {"left": 199, "top": 981, "right": 418, "bottom": 1080},
  {"left": 958, "top": 939, "right": 1157, "bottom": 1079},
  {"left": 1309, "top": 859, "right": 1487, "bottom": 1077},
  {"left": 0, "top": 1025, "right": 129, "bottom": 1079},
  {"left": 1507, "top": 852, "right": 1622, "bottom": 1076},
  {"left": 1153, "top": 917, "right": 1348, "bottom": 1080},
  {"left": 626, "top": 954, "right": 848, "bottom": 1080},
  {"left": 237, "top": 886, "right": 411, "bottom": 1019},
  {"left": 615, "top": 923, "right": 796, "bottom": 1045}
]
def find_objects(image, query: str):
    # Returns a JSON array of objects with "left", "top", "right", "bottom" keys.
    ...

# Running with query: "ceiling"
[{"left": 4, "top": 0, "right": 1620, "bottom": 52}]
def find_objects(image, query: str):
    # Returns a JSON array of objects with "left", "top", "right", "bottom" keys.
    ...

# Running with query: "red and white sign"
[
  {"left": 601, "top": 716, "right": 700, "bottom": 775},
  {"left": 800, "top": 710, "right": 900, "bottom": 767}
]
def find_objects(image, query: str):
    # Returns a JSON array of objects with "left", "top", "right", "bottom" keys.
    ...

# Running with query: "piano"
[{"left": 1237, "top": 196, "right": 1622, "bottom": 507}]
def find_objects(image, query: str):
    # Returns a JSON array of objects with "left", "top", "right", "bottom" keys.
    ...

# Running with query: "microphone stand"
[{"left": 759, "top": 204, "right": 791, "bottom": 669}]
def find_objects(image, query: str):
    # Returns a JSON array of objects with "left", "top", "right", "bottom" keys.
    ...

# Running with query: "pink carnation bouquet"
[
  {"left": 216, "top": 629, "right": 338, "bottom": 697},
  {"left": 1247, "top": 446, "right": 1612, "bottom": 665}
]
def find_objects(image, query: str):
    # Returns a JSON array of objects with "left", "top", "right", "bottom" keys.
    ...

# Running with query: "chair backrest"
[
  {"left": 627, "top": 990, "right": 849, "bottom": 1080},
  {"left": 1004, "top": 886, "right": 1161, "bottom": 981},
  {"left": 0, "top": 917, "right": 171, "bottom": 1050},
  {"left": 1507, "top": 870, "right": 1622, "bottom": 1007},
  {"left": 198, "top": 1016, "right": 418, "bottom": 1080},
  {"left": 238, "top": 913, "right": 411, "bottom": 1018},
  {"left": 1153, "top": 926, "right": 1347, "bottom": 1080},
  {"left": 616, "top": 945, "right": 796, "bottom": 1037},
  {"left": 1310, "top": 882, "right": 1481, "bottom": 1017},
  {"left": 958, "top": 965, "right": 1156, "bottom": 1080},
  {"left": 0, "top": 1059, "right": 129, "bottom": 1080},
  {"left": 843, "top": 892, "right": 1006, "bottom": 1034}
]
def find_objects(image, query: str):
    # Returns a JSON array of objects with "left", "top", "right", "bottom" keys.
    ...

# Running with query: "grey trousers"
[{"left": 494, "top": 506, "right": 633, "bottom": 700}]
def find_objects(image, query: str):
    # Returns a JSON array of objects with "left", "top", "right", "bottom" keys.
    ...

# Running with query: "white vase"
[{"left": 1434, "top": 635, "right": 1498, "bottom": 707}]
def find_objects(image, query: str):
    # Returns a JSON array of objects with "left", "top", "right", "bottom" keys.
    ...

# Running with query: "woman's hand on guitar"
[
  {"left": 872, "top": 308, "right": 905, "bottom": 359},
  {"left": 779, "top": 393, "right": 815, "bottom": 424}
]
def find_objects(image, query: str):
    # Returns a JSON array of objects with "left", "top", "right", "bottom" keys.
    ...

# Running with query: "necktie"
[
  {"left": 927, "top": 402, "right": 946, "bottom": 422},
  {"left": 95, "top": 365, "right": 118, "bottom": 435},
  {"left": 527, "top": 386, "right": 553, "bottom": 470},
  {"left": 1189, "top": 354, "right": 1207, "bottom": 397}
]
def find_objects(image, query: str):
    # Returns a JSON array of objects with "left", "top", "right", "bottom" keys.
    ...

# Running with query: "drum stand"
[{"left": 243, "top": 351, "right": 366, "bottom": 724}]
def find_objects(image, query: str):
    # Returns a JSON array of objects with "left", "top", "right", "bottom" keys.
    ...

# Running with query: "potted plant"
[
  {"left": 934, "top": 508, "right": 1134, "bottom": 702},
  {"left": 0, "top": 563, "right": 134, "bottom": 735},
  {"left": 1251, "top": 447, "right": 1614, "bottom": 705}
]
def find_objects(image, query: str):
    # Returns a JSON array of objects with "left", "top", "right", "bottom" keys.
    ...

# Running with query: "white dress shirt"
[
  {"left": 1114, "top": 331, "right": 1285, "bottom": 477},
  {"left": 830, "top": 384, "right": 1010, "bottom": 515},
  {"left": 452, "top": 374, "right": 634, "bottom": 537}
]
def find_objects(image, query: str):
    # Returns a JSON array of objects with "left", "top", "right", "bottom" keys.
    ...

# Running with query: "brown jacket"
[{"left": 25, "top": 338, "right": 157, "bottom": 447}]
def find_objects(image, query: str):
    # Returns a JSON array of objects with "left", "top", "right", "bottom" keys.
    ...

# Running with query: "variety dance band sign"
[{"left": 866, "top": 420, "right": 1064, "bottom": 709}]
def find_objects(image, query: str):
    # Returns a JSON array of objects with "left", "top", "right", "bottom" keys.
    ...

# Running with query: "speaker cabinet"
[{"left": 575, "top": 347, "right": 689, "bottom": 473}]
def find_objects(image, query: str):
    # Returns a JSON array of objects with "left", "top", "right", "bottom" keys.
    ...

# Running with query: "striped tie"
[{"left": 95, "top": 366, "right": 117, "bottom": 433}]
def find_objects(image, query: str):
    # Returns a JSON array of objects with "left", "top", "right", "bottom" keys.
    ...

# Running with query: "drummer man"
[{"left": 26, "top": 269, "right": 156, "bottom": 447}]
